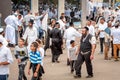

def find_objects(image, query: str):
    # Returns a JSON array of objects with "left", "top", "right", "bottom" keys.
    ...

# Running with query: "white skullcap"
[{"left": 0, "top": 28, "right": 3, "bottom": 33}]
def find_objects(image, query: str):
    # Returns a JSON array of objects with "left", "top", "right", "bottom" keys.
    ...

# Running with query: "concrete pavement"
[{"left": 9, "top": 43, "right": 120, "bottom": 80}]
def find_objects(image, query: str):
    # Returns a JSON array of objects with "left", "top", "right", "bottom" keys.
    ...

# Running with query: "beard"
[{"left": 82, "top": 34, "right": 87, "bottom": 38}]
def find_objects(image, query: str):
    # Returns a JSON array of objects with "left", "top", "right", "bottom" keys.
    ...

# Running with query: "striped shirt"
[{"left": 29, "top": 51, "right": 42, "bottom": 64}]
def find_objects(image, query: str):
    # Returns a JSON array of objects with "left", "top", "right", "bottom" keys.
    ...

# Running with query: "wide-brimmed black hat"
[{"left": 29, "top": 19, "right": 34, "bottom": 24}]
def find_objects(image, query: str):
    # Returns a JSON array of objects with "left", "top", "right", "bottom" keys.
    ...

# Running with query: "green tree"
[{"left": 11, "top": 0, "right": 29, "bottom": 5}]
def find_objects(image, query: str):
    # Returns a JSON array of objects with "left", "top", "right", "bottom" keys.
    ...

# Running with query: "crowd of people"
[{"left": 0, "top": 0, "right": 120, "bottom": 80}]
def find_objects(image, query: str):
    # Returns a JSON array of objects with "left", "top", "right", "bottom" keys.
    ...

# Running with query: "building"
[{"left": 0, "top": 0, "right": 12, "bottom": 26}]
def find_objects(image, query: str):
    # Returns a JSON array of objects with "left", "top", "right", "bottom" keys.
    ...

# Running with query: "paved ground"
[{"left": 9, "top": 41, "right": 120, "bottom": 80}]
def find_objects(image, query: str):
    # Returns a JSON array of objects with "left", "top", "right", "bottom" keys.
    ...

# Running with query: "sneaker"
[
  {"left": 74, "top": 75, "right": 81, "bottom": 78},
  {"left": 86, "top": 75, "right": 93, "bottom": 78}
]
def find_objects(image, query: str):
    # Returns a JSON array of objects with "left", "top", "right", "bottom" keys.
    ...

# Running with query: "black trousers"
[
  {"left": 99, "top": 38, "right": 105, "bottom": 53},
  {"left": 52, "top": 54, "right": 60, "bottom": 62},
  {"left": 15, "top": 30, "right": 18, "bottom": 45},
  {"left": 75, "top": 53, "right": 93, "bottom": 76},
  {"left": 70, "top": 60, "right": 76, "bottom": 72},
  {"left": 18, "top": 64, "right": 27, "bottom": 80},
  {"left": 31, "top": 64, "right": 44, "bottom": 80}
]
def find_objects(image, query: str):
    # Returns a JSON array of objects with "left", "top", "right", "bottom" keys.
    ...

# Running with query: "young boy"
[
  {"left": 68, "top": 40, "right": 78, "bottom": 73},
  {"left": 28, "top": 42, "right": 43, "bottom": 80},
  {"left": 36, "top": 39, "right": 44, "bottom": 66},
  {"left": 14, "top": 38, "right": 28, "bottom": 80}
]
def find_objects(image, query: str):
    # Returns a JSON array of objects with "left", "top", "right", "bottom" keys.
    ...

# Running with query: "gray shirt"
[
  {"left": 14, "top": 46, "right": 28, "bottom": 65},
  {"left": 68, "top": 46, "right": 78, "bottom": 60}
]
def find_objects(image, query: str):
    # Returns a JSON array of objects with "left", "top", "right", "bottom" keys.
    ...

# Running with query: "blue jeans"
[{"left": 0, "top": 75, "right": 8, "bottom": 80}]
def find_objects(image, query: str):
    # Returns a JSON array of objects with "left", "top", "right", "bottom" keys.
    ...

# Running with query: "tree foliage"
[{"left": 11, "top": 0, "right": 29, "bottom": 5}]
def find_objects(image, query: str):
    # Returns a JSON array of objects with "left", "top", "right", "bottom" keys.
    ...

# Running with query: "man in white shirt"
[
  {"left": 97, "top": 17, "right": 107, "bottom": 54},
  {"left": 86, "top": 20, "right": 95, "bottom": 36},
  {"left": 88, "top": 0, "right": 94, "bottom": 20},
  {"left": 64, "top": 22, "right": 81, "bottom": 65},
  {"left": 57, "top": 16, "right": 66, "bottom": 35},
  {"left": 23, "top": 10, "right": 34, "bottom": 32},
  {"left": 103, "top": 8, "right": 111, "bottom": 21},
  {"left": 34, "top": 12, "right": 46, "bottom": 29},
  {"left": 5, "top": 14, "right": 19, "bottom": 46},
  {"left": 34, "top": 12, "right": 46, "bottom": 38},
  {"left": 65, "top": 7, "right": 71, "bottom": 19},
  {"left": 0, "top": 38, "right": 13, "bottom": 80},
  {"left": 64, "top": 22, "right": 81, "bottom": 48},
  {"left": 111, "top": 22, "right": 120, "bottom": 61},
  {"left": 23, "top": 19, "right": 38, "bottom": 53}
]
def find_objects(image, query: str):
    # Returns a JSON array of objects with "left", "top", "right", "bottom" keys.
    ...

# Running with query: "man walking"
[
  {"left": 111, "top": 22, "right": 120, "bottom": 61},
  {"left": 64, "top": 22, "right": 81, "bottom": 65},
  {"left": 23, "top": 19, "right": 38, "bottom": 53},
  {"left": 50, "top": 22, "right": 63, "bottom": 63},
  {"left": 74, "top": 27, "right": 96, "bottom": 78},
  {"left": 0, "top": 38, "right": 14, "bottom": 79},
  {"left": 97, "top": 17, "right": 107, "bottom": 54}
]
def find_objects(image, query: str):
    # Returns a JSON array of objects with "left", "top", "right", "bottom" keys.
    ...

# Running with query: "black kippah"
[{"left": 84, "top": 26, "right": 89, "bottom": 31}]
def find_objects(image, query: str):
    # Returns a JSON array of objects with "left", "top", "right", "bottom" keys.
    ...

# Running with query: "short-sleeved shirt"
[
  {"left": 111, "top": 27, "right": 120, "bottom": 44},
  {"left": 68, "top": 46, "right": 78, "bottom": 60},
  {"left": 0, "top": 46, "right": 13, "bottom": 75},
  {"left": 29, "top": 51, "right": 42, "bottom": 64},
  {"left": 98, "top": 22, "right": 107, "bottom": 38}
]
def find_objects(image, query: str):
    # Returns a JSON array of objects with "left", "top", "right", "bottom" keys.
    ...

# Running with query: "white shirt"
[
  {"left": 57, "top": 19, "right": 66, "bottom": 30},
  {"left": 23, "top": 26, "right": 38, "bottom": 45},
  {"left": 0, "top": 46, "right": 13, "bottom": 75},
  {"left": 103, "top": 9, "right": 110, "bottom": 21},
  {"left": 18, "top": 17, "right": 23, "bottom": 26},
  {"left": 90, "top": 36, "right": 96, "bottom": 45},
  {"left": 88, "top": 1, "right": 94, "bottom": 12},
  {"left": 38, "top": 47, "right": 44, "bottom": 66},
  {"left": 111, "top": 27, "right": 120, "bottom": 44},
  {"left": 65, "top": 9, "right": 71, "bottom": 17},
  {"left": 48, "top": 11, "right": 54, "bottom": 19},
  {"left": 4, "top": 15, "right": 19, "bottom": 30},
  {"left": 23, "top": 14, "right": 34, "bottom": 26},
  {"left": 98, "top": 22, "right": 107, "bottom": 38},
  {"left": 74, "top": 11, "right": 80, "bottom": 18},
  {"left": 34, "top": 15, "right": 43, "bottom": 28},
  {"left": 87, "top": 25, "right": 95, "bottom": 36},
  {"left": 64, "top": 27, "right": 81, "bottom": 40},
  {"left": 64, "top": 27, "right": 81, "bottom": 48}
]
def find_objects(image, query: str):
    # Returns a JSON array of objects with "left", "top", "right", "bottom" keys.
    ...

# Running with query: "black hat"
[
  {"left": 84, "top": 26, "right": 89, "bottom": 31},
  {"left": 29, "top": 19, "right": 34, "bottom": 24}
]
